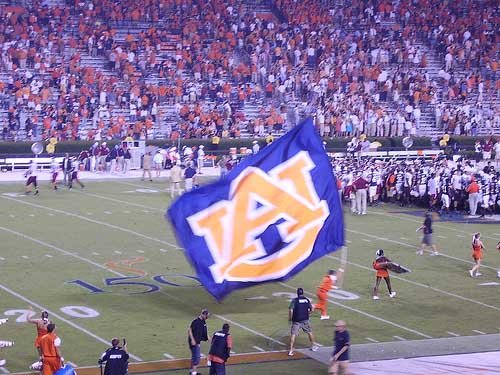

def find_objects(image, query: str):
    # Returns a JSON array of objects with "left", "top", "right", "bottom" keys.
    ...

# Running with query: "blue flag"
[{"left": 167, "top": 118, "right": 344, "bottom": 300}]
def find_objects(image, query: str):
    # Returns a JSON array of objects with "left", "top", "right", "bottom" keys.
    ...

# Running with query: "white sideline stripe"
[
  {"left": 0, "top": 196, "right": 181, "bottom": 249},
  {"left": 346, "top": 227, "right": 498, "bottom": 272},
  {"left": 0, "top": 227, "right": 285, "bottom": 348},
  {"left": 0, "top": 367, "right": 10, "bottom": 374},
  {"left": 369, "top": 210, "right": 499, "bottom": 241},
  {"left": 45, "top": 254, "right": 53, "bottom": 258},
  {"left": 447, "top": 331, "right": 460, "bottom": 337},
  {"left": 162, "top": 353, "right": 174, "bottom": 360},
  {"left": 472, "top": 330, "right": 486, "bottom": 335},
  {"left": 0, "top": 282, "right": 142, "bottom": 361},
  {"left": 365, "top": 337, "right": 379, "bottom": 343},
  {"left": 252, "top": 346, "right": 265, "bottom": 352},
  {"left": 327, "top": 254, "right": 500, "bottom": 313},
  {"left": 278, "top": 282, "right": 431, "bottom": 339},
  {"left": 393, "top": 336, "right": 406, "bottom": 341}
]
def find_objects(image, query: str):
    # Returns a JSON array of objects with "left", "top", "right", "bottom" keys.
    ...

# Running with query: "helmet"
[{"left": 375, "top": 249, "right": 384, "bottom": 257}]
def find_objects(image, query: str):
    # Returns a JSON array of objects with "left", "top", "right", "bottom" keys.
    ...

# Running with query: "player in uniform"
[
  {"left": 50, "top": 157, "right": 59, "bottom": 190},
  {"left": 313, "top": 270, "right": 337, "bottom": 320},
  {"left": 469, "top": 233, "right": 484, "bottom": 277},
  {"left": 28, "top": 310, "right": 50, "bottom": 357},
  {"left": 39, "top": 323, "right": 63, "bottom": 375},
  {"left": 372, "top": 249, "right": 396, "bottom": 300},
  {"left": 440, "top": 175, "right": 451, "bottom": 215},
  {"left": 25, "top": 160, "right": 39, "bottom": 195},
  {"left": 68, "top": 158, "right": 85, "bottom": 189}
]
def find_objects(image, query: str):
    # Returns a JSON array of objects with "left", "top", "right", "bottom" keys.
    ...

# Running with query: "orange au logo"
[{"left": 187, "top": 151, "right": 329, "bottom": 283}]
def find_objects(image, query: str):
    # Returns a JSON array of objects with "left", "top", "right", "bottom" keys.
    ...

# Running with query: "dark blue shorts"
[{"left": 190, "top": 344, "right": 200, "bottom": 366}]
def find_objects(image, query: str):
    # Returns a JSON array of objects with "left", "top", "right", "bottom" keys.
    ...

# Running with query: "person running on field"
[
  {"left": 469, "top": 233, "right": 485, "bottom": 277},
  {"left": 372, "top": 249, "right": 396, "bottom": 300},
  {"left": 288, "top": 288, "right": 318, "bottom": 356},
  {"left": 416, "top": 212, "right": 439, "bottom": 256},
  {"left": 313, "top": 270, "right": 337, "bottom": 320}
]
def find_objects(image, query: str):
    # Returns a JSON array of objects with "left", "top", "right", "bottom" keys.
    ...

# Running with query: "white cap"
[{"left": 200, "top": 145, "right": 204, "bottom": 149}]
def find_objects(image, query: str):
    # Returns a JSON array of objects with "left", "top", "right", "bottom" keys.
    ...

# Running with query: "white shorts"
[{"left": 441, "top": 194, "right": 450, "bottom": 208}]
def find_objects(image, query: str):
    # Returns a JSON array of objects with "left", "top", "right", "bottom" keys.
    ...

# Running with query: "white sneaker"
[
  {"left": 390, "top": 292, "right": 397, "bottom": 298},
  {"left": 373, "top": 296, "right": 379, "bottom": 300},
  {"left": 497, "top": 271, "right": 500, "bottom": 278},
  {"left": 430, "top": 252, "right": 439, "bottom": 256},
  {"left": 475, "top": 272, "right": 482, "bottom": 277},
  {"left": 0, "top": 359, "right": 6, "bottom": 366},
  {"left": 469, "top": 270, "right": 474, "bottom": 277},
  {"left": 416, "top": 250, "right": 423, "bottom": 255},
  {"left": 0, "top": 319, "right": 7, "bottom": 326},
  {"left": 310, "top": 345, "right": 319, "bottom": 352},
  {"left": 288, "top": 350, "right": 294, "bottom": 356},
  {"left": 320, "top": 315, "right": 330, "bottom": 320}
]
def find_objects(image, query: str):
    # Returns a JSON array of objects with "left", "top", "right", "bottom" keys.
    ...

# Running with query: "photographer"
[{"left": 99, "top": 338, "right": 129, "bottom": 375}]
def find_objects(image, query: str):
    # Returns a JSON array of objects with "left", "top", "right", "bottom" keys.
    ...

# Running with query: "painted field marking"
[
  {"left": 0, "top": 257, "right": 5, "bottom": 261},
  {"left": 104, "top": 211, "right": 112, "bottom": 215},
  {"left": 326, "top": 254, "right": 500, "bottom": 313},
  {"left": 136, "top": 250, "right": 144, "bottom": 253},
  {"left": 399, "top": 237, "right": 409, "bottom": 240},
  {"left": 447, "top": 331, "right": 460, "bottom": 337},
  {"left": 0, "top": 282, "right": 142, "bottom": 361},
  {"left": 0, "top": 196, "right": 181, "bottom": 249},
  {"left": 92, "top": 252, "right": 100, "bottom": 256},
  {"left": 252, "top": 346, "right": 265, "bottom": 352},
  {"left": 0, "top": 366, "right": 10, "bottom": 374},
  {"left": 393, "top": 336, "right": 406, "bottom": 341},
  {"left": 278, "top": 282, "right": 431, "bottom": 339},
  {"left": 365, "top": 338, "right": 379, "bottom": 343},
  {"left": 29, "top": 214, "right": 35, "bottom": 217},
  {"left": 472, "top": 330, "right": 486, "bottom": 335},
  {"left": 0, "top": 227, "right": 286, "bottom": 349},
  {"left": 114, "top": 251, "right": 122, "bottom": 255},
  {"left": 369, "top": 210, "right": 499, "bottom": 241},
  {"left": 159, "top": 249, "right": 167, "bottom": 253},
  {"left": 346, "top": 227, "right": 498, "bottom": 272},
  {"left": 45, "top": 254, "right": 53, "bottom": 258},
  {"left": 162, "top": 353, "right": 174, "bottom": 360},
  {"left": 21, "top": 255, "right": 29, "bottom": 259},
  {"left": 362, "top": 239, "right": 372, "bottom": 242}
]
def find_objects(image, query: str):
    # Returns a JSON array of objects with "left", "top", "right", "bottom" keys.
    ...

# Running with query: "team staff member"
[
  {"left": 188, "top": 309, "right": 209, "bottom": 375},
  {"left": 99, "top": 338, "right": 129, "bottom": 375},
  {"left": 329, "top": 320, "right": 350, "bottom": 375},
  {"left": 288, "top": 288, "right": 318, "bottom": 356},
  {"left": 207, "top": 324, "right": 232, "bottom": 375},
  {"left": 372, "top": 249, "right": 396, "bottom": 300},
  {"left": 466, "top": 177, "right": 480, "bottom": 216},
  {"left": 313, "top": 270, "right": 337, "bottom": 320},
  {"left": 469, "top": 233, "right": 485, "bottom": 277},
  {"left": 39, "top": 323, "right": 63, "bottom": 375},
  {"left": 28, "top": 309, "right": 49, "bottom": 357},
  {"left": 416, "top": 212, "right": 439, "bottom": 256}
]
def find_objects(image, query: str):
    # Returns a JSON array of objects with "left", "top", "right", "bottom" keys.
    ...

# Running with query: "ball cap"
[{"left": 201, "top": 308, "right": 209, "bottom": 317}]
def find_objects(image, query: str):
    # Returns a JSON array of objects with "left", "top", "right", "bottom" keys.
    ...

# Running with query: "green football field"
[{"left": 1, "top": 178, "right": 500, "bottom": 374}]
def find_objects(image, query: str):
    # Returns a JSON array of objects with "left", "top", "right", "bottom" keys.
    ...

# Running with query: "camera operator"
[{"left": 99, "top": 338, "right": 129, "bottom": 375}]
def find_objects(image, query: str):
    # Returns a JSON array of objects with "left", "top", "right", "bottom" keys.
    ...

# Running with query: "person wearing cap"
[
  {"left": 188, "top": 309, "right": 209, "bottom": 375},
  {"left": 170, "top": 161, "right": 183, "bottom": 198},
  {"left": 207, "top": 323, "right": 231, "bottom": 375},
  {"left": 329, "top": 320, "right": 350, "bottom": 375},
  {"left": 252, "top": 140, "right": 260, "bottom": 154},
  {"left": 197, "top": 145, "right": 205, "bottom": 174},
  {"left": 372, "top": 249, "right": 396, "bottom": 300},
  {"left": 288, "top": 288, "right": 318, "bottom": 356}
]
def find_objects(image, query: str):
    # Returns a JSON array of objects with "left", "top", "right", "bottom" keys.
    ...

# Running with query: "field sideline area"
[{"left": 1, "top": 170, "right": 500, "bottom": 374}]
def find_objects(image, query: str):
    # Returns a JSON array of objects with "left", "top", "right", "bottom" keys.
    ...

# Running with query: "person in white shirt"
[
  {"left": 197, "top": 145, "right": 205, "bottom": 174},
  {"left": 25, "top": 160, "right": 39, "bottom": 195},
  {"left": 170, "top": 161, "right": 183, "bottom": 198},
  {"left": 252, "top": 140, "right": 260, "bottom": 154},
  {"left": 50, "top": 157, "right": 59, "bottom": 190},
  {"left": 153, "top": 151, "right": 164, "bottom": 177}
]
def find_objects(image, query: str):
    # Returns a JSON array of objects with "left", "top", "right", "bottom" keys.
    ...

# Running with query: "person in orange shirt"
[
  {"left": 469, "top": 233, "right": 484, "bottom": 277},
  {"left": 372, "top": 249, "right": 396, "bottom": 300},
  {"left": 40, "top": 323, "right": 63, "bottom": 375},
  {"left": 466, "top": 177, "right": 480, "bottom": 216},
  {"left": 313, "top": 270, "right": 337, "bottom": 320},
  {"left": 28, "top": 309, "right": 50, "bottom": 357}
]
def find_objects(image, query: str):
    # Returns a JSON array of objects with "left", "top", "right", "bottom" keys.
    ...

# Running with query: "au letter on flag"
[{"left": 167, "top": 118, "right": 344, "bottom": 300}]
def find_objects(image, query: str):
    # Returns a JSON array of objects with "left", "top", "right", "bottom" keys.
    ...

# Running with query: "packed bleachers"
[{"left": 0, "top": 0, "right": 499, "bottom": 143}]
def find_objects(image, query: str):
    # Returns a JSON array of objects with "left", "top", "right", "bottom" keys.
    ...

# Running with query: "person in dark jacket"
[
  {"left": 207, "top": 324, "right": 232, "bottom": 375},
  {"left": 288, "top": 288, "right": 318, "bottom": 356},
  {"left": 188, "top": 309, "right": 209, "bottom": 375},
  {"left": 99, "top": 338, "right": 129, "bottom": 375}
]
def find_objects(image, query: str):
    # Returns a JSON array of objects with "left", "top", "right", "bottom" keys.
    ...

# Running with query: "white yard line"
[
  {"left": 44, "top": 254, "right": 53, "bottom": 258},
  {"left": 472, "top": 330, "right": 486, "bottom": 335},
  {"left": 365, "top": 337, "right": 379, "bottom": 343},
  {"left": 0, "top": 282, "right": 142, "bottom": 361},
  {"left": 447, "top": 331, "right": 460, "bottom": 337},
  {"left": 252, "top": 346, "right": 265, "bottom": 352},
  {"left": 278, "top": 282, "right": 432, "bottom": 339},
  {"left": 0, "top": 226, "right": 285, "bottom": 349},
  {"left": 393, "top": 336, "right": 406, "bottom": 341},
  {"left": 346, "top": 228, "right": 498, "bottom": 272},
  {"left": 162, "top": 353, "right": 175, "bottom": 360},
  {"left": 0, "top": 196, "right": 180, "bottom": 249},
  {"left": 327, "top": 254, "right": 500, "bottom": 312},
  {"left": 21, "top": 255, "right": 29, "bottom": 259}
]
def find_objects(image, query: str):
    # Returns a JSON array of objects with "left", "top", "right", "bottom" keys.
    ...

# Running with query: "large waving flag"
[{"left": 167, "top": 118, "right": 344, "bottom": 300}]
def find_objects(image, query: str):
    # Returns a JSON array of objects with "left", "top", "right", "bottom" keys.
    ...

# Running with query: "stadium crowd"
[{"left": 0, "top": 0, "right": 499, "bottom": 143}]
